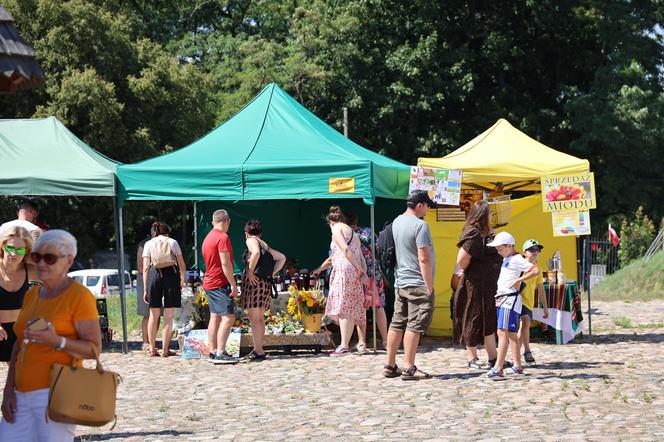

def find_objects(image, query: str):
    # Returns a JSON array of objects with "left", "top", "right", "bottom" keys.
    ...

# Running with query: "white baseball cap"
[{"left": 487, "top": 231, "right": 515, "bottom": 247}]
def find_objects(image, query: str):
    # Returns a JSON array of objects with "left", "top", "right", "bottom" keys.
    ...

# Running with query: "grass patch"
[
  {"left": 613, "top": 316, "right": 634, "bottom": 328},
  {"left": 106, "top": 293, "right": 143, "bottom": 337},
  {"left": 591, "top": 251, "right": 664, "bottom": 302}
]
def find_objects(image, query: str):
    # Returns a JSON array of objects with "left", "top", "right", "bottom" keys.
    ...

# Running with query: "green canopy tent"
[
  {"left": 0, "top": 117, "right": 130, "bottom": 352},
  {"left": 117, "top": 83, "right": 408, "bottom": 203},
  {"left": 116, "top": 83, "right": 411, "bottom": 349}
]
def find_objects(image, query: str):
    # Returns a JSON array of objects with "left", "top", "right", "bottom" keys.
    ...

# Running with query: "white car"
[{"left": 68, "top": 269, "right": 134, "bottom": 298}]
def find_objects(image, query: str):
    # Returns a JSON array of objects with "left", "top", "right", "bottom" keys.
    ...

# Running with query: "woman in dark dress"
[{"left": 453, "top": 200, "right": 502, "bottom": 369}]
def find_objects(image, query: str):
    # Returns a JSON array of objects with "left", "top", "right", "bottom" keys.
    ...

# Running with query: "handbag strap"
[{"left": 70, "top": 341, "right": 104, "bottom": 374}]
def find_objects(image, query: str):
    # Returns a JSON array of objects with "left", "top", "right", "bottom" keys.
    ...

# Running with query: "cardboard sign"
[
  {"left": 541, "top": 172, "right": 596, "bottom": 212},
  {"left": 181, "top": 328, "right": 241, "bottom": 359}
]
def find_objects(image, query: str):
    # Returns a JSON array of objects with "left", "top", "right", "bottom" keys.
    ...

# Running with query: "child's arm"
[
  {"left": 512, "top": 265, "right": 539, "bottom": 290},
  {"left": 536, "top": 283, "right": 549, "bottom": 318}
]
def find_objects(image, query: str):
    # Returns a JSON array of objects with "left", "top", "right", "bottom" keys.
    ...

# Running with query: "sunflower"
[{"left": 545, "top": 185, "right": 585, "bottom": 202}]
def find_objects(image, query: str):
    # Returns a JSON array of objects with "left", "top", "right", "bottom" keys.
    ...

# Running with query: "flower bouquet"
[
  {"left": 287, "top": 286, "right": 326, "bottom": 332},
  {"left": 264, "top": 310, "right": 304, "bottom": 335}
]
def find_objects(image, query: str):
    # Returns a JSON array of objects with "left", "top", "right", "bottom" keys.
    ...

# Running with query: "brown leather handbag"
[{"left": 48, "top": 342, "right": 121, "bottom": 427}]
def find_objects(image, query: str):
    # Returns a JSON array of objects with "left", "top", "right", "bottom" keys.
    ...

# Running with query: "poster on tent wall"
[
  {"left": 541, "top": 172, "right": 596, "bottom": 212},
  {"left": 409, "top": 166, "right": 463, "bottom": 205},
  {"left": 551, "top": 210, "right": 591, "bottom": 237}
]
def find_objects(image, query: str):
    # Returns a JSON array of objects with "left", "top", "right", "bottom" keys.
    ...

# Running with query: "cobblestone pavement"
[{"left": 1, "top": 300, "right": 663, "bottom": 441}]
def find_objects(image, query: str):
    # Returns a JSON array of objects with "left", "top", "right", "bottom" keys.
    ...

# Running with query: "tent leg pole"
[
  {"left": 370, "top": 204, "right": 377, "bottom": 353},
  {"left": 113, "top": 199, "right": 129, "bottom": 354},
  {"left": 193, "top": 202, "right": 198, "bottom": 269}
]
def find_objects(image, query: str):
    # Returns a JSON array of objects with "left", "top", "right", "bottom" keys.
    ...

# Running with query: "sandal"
[
  {"left": 244, "top": 350, "right": 267, "bottom": 362},
  {"left": 383, "top": 364, "right": 402, "bottom": 378},
  {"left": 161, "top": 349, "right": 176, "bottom": 358},
  {"left": 148, "top": 349, "right": 160, "bottom": 357},
  {"left": 401, "top": 365, "right": 432, "bottom": 381}
]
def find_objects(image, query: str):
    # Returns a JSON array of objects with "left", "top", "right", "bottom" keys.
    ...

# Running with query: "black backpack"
[{"left": 376, "top": 222, "right": 396, "bottom": 273}]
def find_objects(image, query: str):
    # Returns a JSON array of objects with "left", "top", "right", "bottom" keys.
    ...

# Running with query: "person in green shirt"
[{"left": 519, "top": 239, "right": 549, "bottom": 364}]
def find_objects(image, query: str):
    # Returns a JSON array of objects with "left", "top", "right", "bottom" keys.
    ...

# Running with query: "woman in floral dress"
[
  {"left": 323, "top": 206, "right": 367, "bottom": 357},
  {"left": 345, "top": 212, "right": 388, "bottom": 353}
]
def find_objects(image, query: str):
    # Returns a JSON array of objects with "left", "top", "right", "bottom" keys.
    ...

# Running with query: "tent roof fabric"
[
  {"left": 0, "top": 6, "right": 44, "bottom": 93},
  {"left": 0, "top": 117, "right": 117, "bottom": 196},
  {"left": 418, "top": 119, "right": 589, "bottom": 189},
  {"left": 117, "top": 83, "right": 410, "bottom": 204}
]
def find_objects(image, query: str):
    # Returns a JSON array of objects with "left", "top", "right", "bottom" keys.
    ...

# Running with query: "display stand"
[{"left": 240, "top": 331, "right": 332, "bottom": 354}]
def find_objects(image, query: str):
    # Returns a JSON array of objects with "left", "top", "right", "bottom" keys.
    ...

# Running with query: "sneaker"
[
  {"left": 208, "top": 352, "right": 216, "bottom": 361},
  {"left": 509, "top": 365, "right": 525, "bottom": 375},
  {"left": 486, "top": 367, "right": 505, "bottom": 381},
  {"left": 523, "top": 351, "right": 536, "bottom": 364},
  {"left": 330, "top": 346, "right": 351, "bottom": 357},
  {"left": 211, "top": 352, "right": 238, "bottom": 365},
  {"left": 467, "top": 358, "right": 484, "bottom": 370}
]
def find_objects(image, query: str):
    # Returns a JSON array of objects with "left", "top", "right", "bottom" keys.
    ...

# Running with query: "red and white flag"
[{"left": 608, "top": 224, "right": 620, "bottom": 247}]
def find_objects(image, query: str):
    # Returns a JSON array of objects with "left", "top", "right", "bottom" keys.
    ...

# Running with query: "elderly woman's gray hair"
[{"left": 33, "top": 229, "right": 77, "bottom": 257}]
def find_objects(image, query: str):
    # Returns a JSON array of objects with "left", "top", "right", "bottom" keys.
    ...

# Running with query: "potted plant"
[{"left": 287, "top": 286, "right": 326, "bottom": 333}]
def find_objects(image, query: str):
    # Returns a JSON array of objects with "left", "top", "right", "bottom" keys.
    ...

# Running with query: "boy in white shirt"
[{"left": 485, "top": 232, "right": 539, "bottom": 380}]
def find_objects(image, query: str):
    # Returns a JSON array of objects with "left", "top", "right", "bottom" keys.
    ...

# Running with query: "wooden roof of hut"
[{"left": 0, "top": 6, "right": 44, "bottom": 93}]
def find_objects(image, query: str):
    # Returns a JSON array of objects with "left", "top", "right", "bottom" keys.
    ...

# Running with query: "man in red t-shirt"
[{"left": 202, "top": 209, "right": 238, "bottom": 364}]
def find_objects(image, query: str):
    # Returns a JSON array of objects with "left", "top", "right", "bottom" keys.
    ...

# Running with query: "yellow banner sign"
[
  {"left": 541, "top": 172, "right": 596, "bottom": 212},
  {"left": 329, "top": 177, "right": 355, "bottom": 194}
]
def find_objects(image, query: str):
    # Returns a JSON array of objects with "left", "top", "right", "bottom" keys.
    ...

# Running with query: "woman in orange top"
[{"left": 0, "top": 230, "right": 100, "bottom": 441}]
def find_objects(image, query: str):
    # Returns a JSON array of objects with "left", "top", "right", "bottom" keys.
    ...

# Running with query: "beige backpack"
[{"left": 150, "top": 236, "right": 177, "bottom": 269}]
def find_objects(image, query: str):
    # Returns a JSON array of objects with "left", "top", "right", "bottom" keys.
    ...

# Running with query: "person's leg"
[
  {"left": 385, "top": 287, "right": 409, "bottom": 366},
  {"left": 493, "top": 329, "right": 509, "bottom": 369},
  {"left": 147, "top": 308, "right": 161, "bottom": 352},
  {"left": 161, "top": 308, "right": 174, "bottom": 354},
  {"left": 141, "top": 316, "right": 149, "bottom": 348},
  {"left": 207, "top": 313, "right": 221, "bottom": 354},
  {"left": 402, "top": 330, "right": 421, "bottom": 368},
  {"left": 217, "top": 314, "right": 236, "bottom": 353},
  {"left": 30, "top": 389, "right": 76, "bottom": 442},
  {"left": 376, "top": 307, "right": 389, "bottom": 344},
  {"left": 466, "top": 346, "right": 479, "bottom": 361},
  {"left": 247, "top": 308, "right": 265, "bottom": 354},
  {"left": 385, "top": 328, "right": 403, "bottom": 367},
  {"left": 509, "top": 331, "right": 523, "bottom": 367},
  {"left": 356, "top": 321, "right": 367, "bottom": 349},
  {"left": 484, "top": 333, "right": 498, "bottom": 361},
  {"left": 0, "top": 390, "right": 33, "bottom": 440},
  {"left": 338, "top": 316, "right": 354, "bottom": 349},
  {"left": 518, "top": 315, "right": 532, "bottom": 353}
]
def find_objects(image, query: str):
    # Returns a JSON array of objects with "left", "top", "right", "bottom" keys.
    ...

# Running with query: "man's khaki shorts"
[{"left": 389, "top": 286, "right": 435, "bottom": 334}]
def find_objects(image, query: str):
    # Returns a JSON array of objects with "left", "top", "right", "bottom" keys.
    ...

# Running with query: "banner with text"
[{"left": 541, "top": 172, "right": 596, "bottom": 212}]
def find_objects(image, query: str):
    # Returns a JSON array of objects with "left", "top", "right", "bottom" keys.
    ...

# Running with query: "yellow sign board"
[
  {"left": 329, "top": 177, "right": 355, "bottom": 194},
  {"left": 541, "top": 172, "right": 596, "bottom": 212}
]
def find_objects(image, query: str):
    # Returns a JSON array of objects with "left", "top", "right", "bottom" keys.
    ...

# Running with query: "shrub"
[{"left": 618, "top": 206, "right": 655, "bottom": 267}]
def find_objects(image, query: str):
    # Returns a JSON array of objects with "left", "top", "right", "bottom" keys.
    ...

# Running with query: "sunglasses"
[
  {"left": 3, "top": 244, "right": 28, "bottom": 256},
  {"left": 30, "top": 252, "right": 67, "bottom": 265}
]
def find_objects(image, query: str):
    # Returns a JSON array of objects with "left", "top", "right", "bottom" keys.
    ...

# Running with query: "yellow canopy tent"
[
  {"left": 419, "top": 118, "right": 589, "bottom": 192},
  {"left": 417, "top": 118, "right": 590, "bottom": 336}
]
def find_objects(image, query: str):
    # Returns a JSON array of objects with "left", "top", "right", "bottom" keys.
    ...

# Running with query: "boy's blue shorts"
[{"left": 497, "top": 306, "right": 520, "bottom": 333}]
